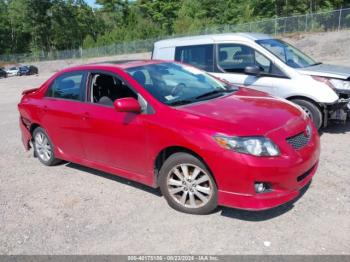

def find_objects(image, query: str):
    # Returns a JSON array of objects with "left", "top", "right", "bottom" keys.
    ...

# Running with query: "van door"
[{"left": 211, "top": 43, "right": 286, "bottom": 96}]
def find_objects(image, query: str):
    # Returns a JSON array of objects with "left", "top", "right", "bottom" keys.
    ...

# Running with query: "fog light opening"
[{"left": 254, "top": 182, "right": 271, "bottom": 193}]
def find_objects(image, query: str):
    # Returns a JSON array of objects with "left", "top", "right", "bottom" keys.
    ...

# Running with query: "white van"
[{"left": 152, "top": 33, "right": 350, "bottom": 128}]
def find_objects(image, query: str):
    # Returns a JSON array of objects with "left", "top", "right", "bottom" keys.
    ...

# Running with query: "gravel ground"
[{"left": 0, "top": 35, "right": 350, "bottom": 254}]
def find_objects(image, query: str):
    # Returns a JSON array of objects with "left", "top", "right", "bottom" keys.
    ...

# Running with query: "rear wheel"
[
  {"left": 291, "top": 99, "right": 323, "bottom": 129},
  {"left": 159, "top": 153, "right": 218, "bottom": 214},
  {"left": 33, "top": 127, "right": 62, "bottom": 166}
]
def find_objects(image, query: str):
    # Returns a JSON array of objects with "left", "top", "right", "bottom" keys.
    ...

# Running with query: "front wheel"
[
  {"left": 159, "top": 153, "right": 218, "bottom": 214},
  {"left": 33, "top": 127, "right": 62, "bottom": 166},
  {"left": 291, "top": 99, "right": 323, "bottom": 129}
]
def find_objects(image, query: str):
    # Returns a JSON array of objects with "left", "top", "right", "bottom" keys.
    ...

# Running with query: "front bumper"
[
  {"left": 326, "top": 97, "right": 350, "bottom": 124},
  {"left": 218, "top": 162, "right": 318, "bottom": 210},
  {"left": 208, "top": 121, "right": 320, "bottom": 211}
]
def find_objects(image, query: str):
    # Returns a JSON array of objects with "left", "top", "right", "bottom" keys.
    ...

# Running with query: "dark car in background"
[
  {"left": 18, "top": 66, "right": 30, "bottom": 76},
  {"left": 18, "top": 65, "right": 38, "bottom": 76},
  {"left": 0, "top": 68, "right": 7, "bottom": 78},
  {"left": 28, "top": 65, "right": 39, "bottom": 75}
]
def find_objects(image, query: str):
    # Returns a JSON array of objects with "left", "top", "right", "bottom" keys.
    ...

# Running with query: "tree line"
[{"left": 0, "top": 0, "right": 348, "bottom": 56}]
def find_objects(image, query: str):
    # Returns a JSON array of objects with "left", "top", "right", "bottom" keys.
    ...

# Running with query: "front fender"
[{"left": 284, "top": 75, "right": 339, "bottom": 104}]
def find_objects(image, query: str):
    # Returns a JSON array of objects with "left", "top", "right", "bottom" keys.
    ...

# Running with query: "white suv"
[{"left": 152, "top": 33, "right": 350, "bottom": 128}]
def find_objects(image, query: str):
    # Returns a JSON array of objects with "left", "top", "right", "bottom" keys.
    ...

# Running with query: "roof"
[
  {"left": 61, "top": 60, "right": 164, "bottom": 73},
  {"left": 57, "top": 60, "right": 171, "bottom": 74},
  {"left": 154, "top": 32, "right": 273, "bottom": 47},
  {"left": 95, "top": 59, "right": 163, "bottom": 69}
]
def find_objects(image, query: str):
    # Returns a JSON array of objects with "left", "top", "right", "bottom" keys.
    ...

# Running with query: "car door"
[
  {"left": 39, "top": 71, "right": 87, "bottom": 160},
  {"left": 79, "top": 71, "right": 150, "bottom": 176},
  {"left": 210, "top": 43, "right": 285, "bottom": 95}
]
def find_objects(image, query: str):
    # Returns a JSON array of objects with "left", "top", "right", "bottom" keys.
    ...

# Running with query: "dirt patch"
[{"left": 283, "top": 30, "right": 350, "bottom": 65}]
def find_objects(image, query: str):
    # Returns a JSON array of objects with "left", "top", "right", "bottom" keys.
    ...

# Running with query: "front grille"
[
  {"left": 286, "top": 131, "right": 311, "bottom": 150},
  {"left": 297, "top": 164, "right": 316, "bottom": 182}
]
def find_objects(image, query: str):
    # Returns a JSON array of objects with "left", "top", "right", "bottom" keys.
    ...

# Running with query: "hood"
[
  {"left": 297, "top": 64, "right": 350, "bottom": 80},
  {"left": 177, "top": 88, "right": 305, "bottom": 136}
]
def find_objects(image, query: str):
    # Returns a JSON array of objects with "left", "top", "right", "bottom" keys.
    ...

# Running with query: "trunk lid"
[{"left": 22, "top": 88, "right": 39, "bottom": 96}]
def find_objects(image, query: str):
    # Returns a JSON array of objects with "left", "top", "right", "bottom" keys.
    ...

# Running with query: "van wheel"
[
  {"left": 159, "top": 153, "right": 218, "bottom": 215},
  {"left": 291, "top": 99, "right": 322, "bottom": 129},
  {"left": 33, "top": 127, "right": 62, "bottom": 166}
]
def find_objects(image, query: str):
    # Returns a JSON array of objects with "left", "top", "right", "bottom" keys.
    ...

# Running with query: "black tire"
[
  {"left": 159, "top": 152, "right": 218, "bottom": 215},
  {"left": 32, "top": 127, "right": 62, "bottom": 166},
  {"left": 291, "top": 99, "right": 323, "bottom": 129}
]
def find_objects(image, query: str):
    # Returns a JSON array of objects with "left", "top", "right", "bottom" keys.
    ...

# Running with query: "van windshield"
[
  {"left": 256, "top": 39, "right": 319, "bottom": 68},
  {"left": 126, "top": 62, "right": 237, "bottom": 106}
]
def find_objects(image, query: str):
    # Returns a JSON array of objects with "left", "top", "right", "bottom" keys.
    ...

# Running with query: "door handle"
[
  {"left": 42, "top": 105, "right": 48, "bottom": 112},
  {"left": 82, "top": 112, "right": 90, "bottom": 120}
]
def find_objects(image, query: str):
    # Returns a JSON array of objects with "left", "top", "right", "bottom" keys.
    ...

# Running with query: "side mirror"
[
  {"left": 244, "top": 65, "right": 261, "bottom": 76},
  {"left": 114, "top": 97, "right": 141, "bottom": 113}
]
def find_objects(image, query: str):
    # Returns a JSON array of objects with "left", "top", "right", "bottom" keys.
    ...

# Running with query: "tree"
[
  {"left": 1, "top": 0, "right": 350, "bottom": 57},
  {"left": 0, "top": 0, "right": 11, "bottom": 55},
  {"left": 25, "top": 0, "right": 52, "bottom": 53},
  {"left": 139, "top": 0, "right": 182, "bottom": 35}
]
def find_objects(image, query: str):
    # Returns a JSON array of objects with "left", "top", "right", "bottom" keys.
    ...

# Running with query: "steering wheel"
[{"left": 171, "top": 83, "right": 186, "bottom": 97}]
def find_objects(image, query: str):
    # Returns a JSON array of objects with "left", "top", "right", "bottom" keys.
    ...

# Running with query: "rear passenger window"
[
  {"left": 175, "top": 44, "right": 214, "bottom": 72},
  {"left": 46, "top": 72, "right": 84, "bottom": 101}
]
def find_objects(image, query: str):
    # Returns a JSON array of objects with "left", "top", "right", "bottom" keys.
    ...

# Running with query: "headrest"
[
  {"left": 219, "top": 51, "right": 228, "bottom": 61},
  {"left": 233, "top": 50, "right": 254, "bottom": 61},
  {"left": 95, "top": 75, "right": 115, "bottom": 87},
  {"left": 59, "top": 79, "right": 75, "bottom": 90},
  {"left": 132, "top": 71, "right": 146, "bottom": 85}
]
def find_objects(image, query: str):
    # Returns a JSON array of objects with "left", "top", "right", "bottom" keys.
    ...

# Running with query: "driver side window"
[
  {"left": 217, "top": 44, "right": 272, "bottom": 74},
  {"left": 89, "top": 73, "right": 138, "bottom": 107}
]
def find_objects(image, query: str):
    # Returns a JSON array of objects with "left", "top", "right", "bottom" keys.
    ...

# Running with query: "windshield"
[
  {"left": 126, "top": 62, "right": 236, "bottom": 106},
  {"left": 256, "top": 39, "right": 318, "bottom": 68}
]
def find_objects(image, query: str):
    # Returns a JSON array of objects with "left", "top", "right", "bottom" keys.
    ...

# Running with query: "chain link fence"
[{"left": 1, "top": 7, "right": 350, "bottom": 63}]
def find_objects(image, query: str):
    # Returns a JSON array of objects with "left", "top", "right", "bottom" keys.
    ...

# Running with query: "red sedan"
[{"left": 18, "top": 60, "right": 320, "bottom": 214}]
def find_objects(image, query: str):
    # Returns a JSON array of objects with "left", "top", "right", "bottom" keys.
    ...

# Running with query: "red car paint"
[{"left": 18, "top": 60, "right": 320, "bottom": 211}]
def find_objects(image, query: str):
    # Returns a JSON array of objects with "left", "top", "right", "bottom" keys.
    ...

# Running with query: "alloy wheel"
[
  {"left": 167, "top": 164, "right": 213, "bottom": 209},
  {"left": 34, "top": 132, "right": 52, "bottom": 162}
]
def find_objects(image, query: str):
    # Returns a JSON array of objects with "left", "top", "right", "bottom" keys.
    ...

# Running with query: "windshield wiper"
[
  {"left": 194, "top": 88, "right": 236, "bottom": 101},
  {"left": 168, "top": 99, "right": 196, "bottom": 106},
  {"left": 309, "top": 62, "right": 322, "bottom": 67},
  {"left": 168, "top": 88, "right": 237, "bottom": 106}
]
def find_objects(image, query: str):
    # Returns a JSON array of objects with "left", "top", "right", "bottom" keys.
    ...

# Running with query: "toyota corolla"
[{"left": 18, "top": 60, "right": 320, "bottom": 214}]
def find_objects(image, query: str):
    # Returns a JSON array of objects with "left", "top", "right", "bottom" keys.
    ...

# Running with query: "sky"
[
  {"left": 85, "top": 0, "right": 135, "bottom": 7},
  {"left": 85, "top": 0, "right": 98, "bottom": 7}
]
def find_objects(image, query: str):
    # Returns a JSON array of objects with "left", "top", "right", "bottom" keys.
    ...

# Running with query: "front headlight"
[
  {"left": 213, "top": 135, "right": 280, "bottom": 156},
  {"left": 329, "top": 79, "right": 350, "bottom": 90}
]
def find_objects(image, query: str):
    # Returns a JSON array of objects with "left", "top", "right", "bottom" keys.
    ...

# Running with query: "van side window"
[
  {"left": 46, "top": 72, "right": 84, "bottom": 101},
  {"left": 218, "top": 44, "right": 279, "bottom": 75},
  {"left": 175, "top": 44, "right": 214, "bottom": 72}
]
